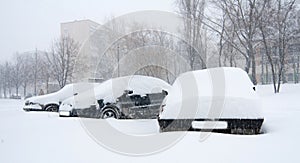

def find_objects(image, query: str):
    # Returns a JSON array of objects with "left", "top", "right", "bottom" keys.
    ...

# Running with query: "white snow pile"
[
  {"left": 60, "top": 75, "right": 171, "bottom": 111},
  {"left": 103, "top": 118, "right": 160, "bottom": 136},
  {"left": 160, "top": 67, "right": 263, "bottom": 119}
]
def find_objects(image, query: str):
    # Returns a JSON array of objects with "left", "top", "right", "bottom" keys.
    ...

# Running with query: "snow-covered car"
[
  {"left": 23, "top": 83, "right": 99, "bottom": 112},
  {"left": 158, "top": 67, "right": 264, "bottom": 135},
  {"left": 59, "top": 75, "right": 171, "bottom": 119},
  {"left": 98, "top": 89, "right": 168, "bottom": 119}
]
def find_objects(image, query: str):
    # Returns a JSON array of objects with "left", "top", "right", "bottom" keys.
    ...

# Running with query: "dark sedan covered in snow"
[{"left": 59, "top": 75, "right": 171, "bottom": 119}]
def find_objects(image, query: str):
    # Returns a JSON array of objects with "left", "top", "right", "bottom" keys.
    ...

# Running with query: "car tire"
[
  {"left": 100, "top": 107, "right": 120, "bottom": 119},
  {"left": 45, "top": 104, "right": 59, "bottom": 112},
  {"left": 24, "top": 109, "right": 30, "bottom": 112}
]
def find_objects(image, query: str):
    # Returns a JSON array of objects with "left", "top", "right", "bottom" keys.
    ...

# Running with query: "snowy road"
[{"left": 1, "top": 84, "right": 300, "bottom": 163}]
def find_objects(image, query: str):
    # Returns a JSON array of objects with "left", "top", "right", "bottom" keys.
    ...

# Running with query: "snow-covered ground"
[{"left": 0, "top": 84, "right": 300, "bottom": 163}]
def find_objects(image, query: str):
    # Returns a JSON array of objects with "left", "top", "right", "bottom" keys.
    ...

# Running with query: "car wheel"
[
  {"left": 101, "top": 108, "right": 119, "bottom": 119},
  {"left": 45, "top": 105, "right": 59, "bottom": 112}
]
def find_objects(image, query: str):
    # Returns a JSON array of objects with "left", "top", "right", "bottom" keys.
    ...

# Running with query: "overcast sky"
[{"left": 0, "top": 0, "right": 174, "bottom": 61}]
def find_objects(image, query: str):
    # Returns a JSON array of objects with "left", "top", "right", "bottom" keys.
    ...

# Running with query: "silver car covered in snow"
[{"left": 23, "top": 83, "right": 99, "bottom": 112}]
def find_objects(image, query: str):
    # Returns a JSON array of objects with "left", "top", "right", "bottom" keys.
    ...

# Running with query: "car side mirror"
[
  {"left": 97, "top": 99, "right": 104, "bottom": 109},
  {"left": 162, "top": 90, "right": 168, "bottom": 95},
  {"left": 253, "top": 87, "right": 256, "bottom": 91},
  {"left": 74, "top": 93, "right": 78, "bottom": 96},
  {"left": 128, "top": 90, "right": 133, "bottom": 94}
]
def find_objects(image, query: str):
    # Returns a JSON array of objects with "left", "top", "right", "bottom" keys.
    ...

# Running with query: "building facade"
[{"left": 60, "top": 19, "right": 102, "bottom": 83}]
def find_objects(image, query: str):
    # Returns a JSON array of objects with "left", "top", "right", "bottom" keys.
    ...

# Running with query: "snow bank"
[
  {"left": 160, "top": 67, "right": 263, "bottom": 119},
  {"left": 105, "top": 119, "right": 160, "bottom": 136}
]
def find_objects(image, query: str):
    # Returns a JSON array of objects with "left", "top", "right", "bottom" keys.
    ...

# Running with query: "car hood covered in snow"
[{"left": 159, "top": 67, "right": 263, "bottom": 119}]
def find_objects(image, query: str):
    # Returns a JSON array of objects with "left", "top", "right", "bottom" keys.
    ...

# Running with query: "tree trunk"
[
  {"left": 296, "top": 55, "right": 300, "bottom": 83},
  {"left": 16, "top": 86, "right": 19, "bottom": 96},
  {"left": 23, "top": 83, "right": 27, "bottom": 97},
  {"left": 272, "top": 65, "right": 278, "bottom": 93},
  {"left": 3, "top": 86, "right": 6, "bottom": 98},
  {"left": 0, "top": 84, "right": 2, "bottom": 98},
  {"left": 245, "top": 57, "right": 251, "bottom": 74},
  {"left": 260, "top": 25, "right": 278, "bottom": 93},
  {"left": 251, "top": 55, "right": 257, "bottom": 85},
  {"left": 9, "top": 87, "right": 12, "bottom": 97},
  {"left": 248, "top": 41, "right": 257, "bottom": 85},
  {"left": 46, "top": 76, "right": 49, "bottom": 94},
  {"left": 266, "top": 63, "right": 269, "bottom": 84},
  {"left": 261, "top": 53, "right": 265, "bottom": 84},
  {"left": 282, "top": 67, "right": 287, "bottom": 83},
  {"left": 276, "top": 71, "right": 282, "bottom": 93},
  {"left": 293, "top": 54, "right": 297, "bottom": 83}
]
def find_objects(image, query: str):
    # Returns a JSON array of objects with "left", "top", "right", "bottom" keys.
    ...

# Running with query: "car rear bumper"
[{"left": 158, "top": 118, "right": 264, "bottom": 135}]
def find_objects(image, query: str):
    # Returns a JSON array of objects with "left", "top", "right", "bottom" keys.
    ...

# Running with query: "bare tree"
[
  {"left": 212, "top": 12, "right": 239, "bottom": 67},
  {"left": 215, "top": 0, "right": 267, "bottom": 84},
  {"left": 258, "top": 0, "right": 278, "bottom": 92},
  {"left": 2, "top": 62, "right": 13, "bottom": 98},
  {"left": 19, "top": 53, "right": 34, "bottom": 97},
  {"left": 119, "top": 29, "right": 188, "bottom": 84},
  {"left": 217, "top": 12, "right": 227, "bottom": 67},
  {"left": 258, "top": 0, "right": 296, "bottom": 93},
  {"left": 177, "top": 0, "right": 207, "bottom": 70},
  {"left": 11, "top": 53, "right": 26, "bottom": 96},
  {"left": 275, "top": 0, "right": 296, "bottom": 92},
  {"left": 33, "top": 49, "right": 38, "bottom": 95},
  {"left": 38, "top": 53, "right": 52, "bottom": 93},
  {"left": 46, "top": 36, "right": 79, "bottom": 88}
]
